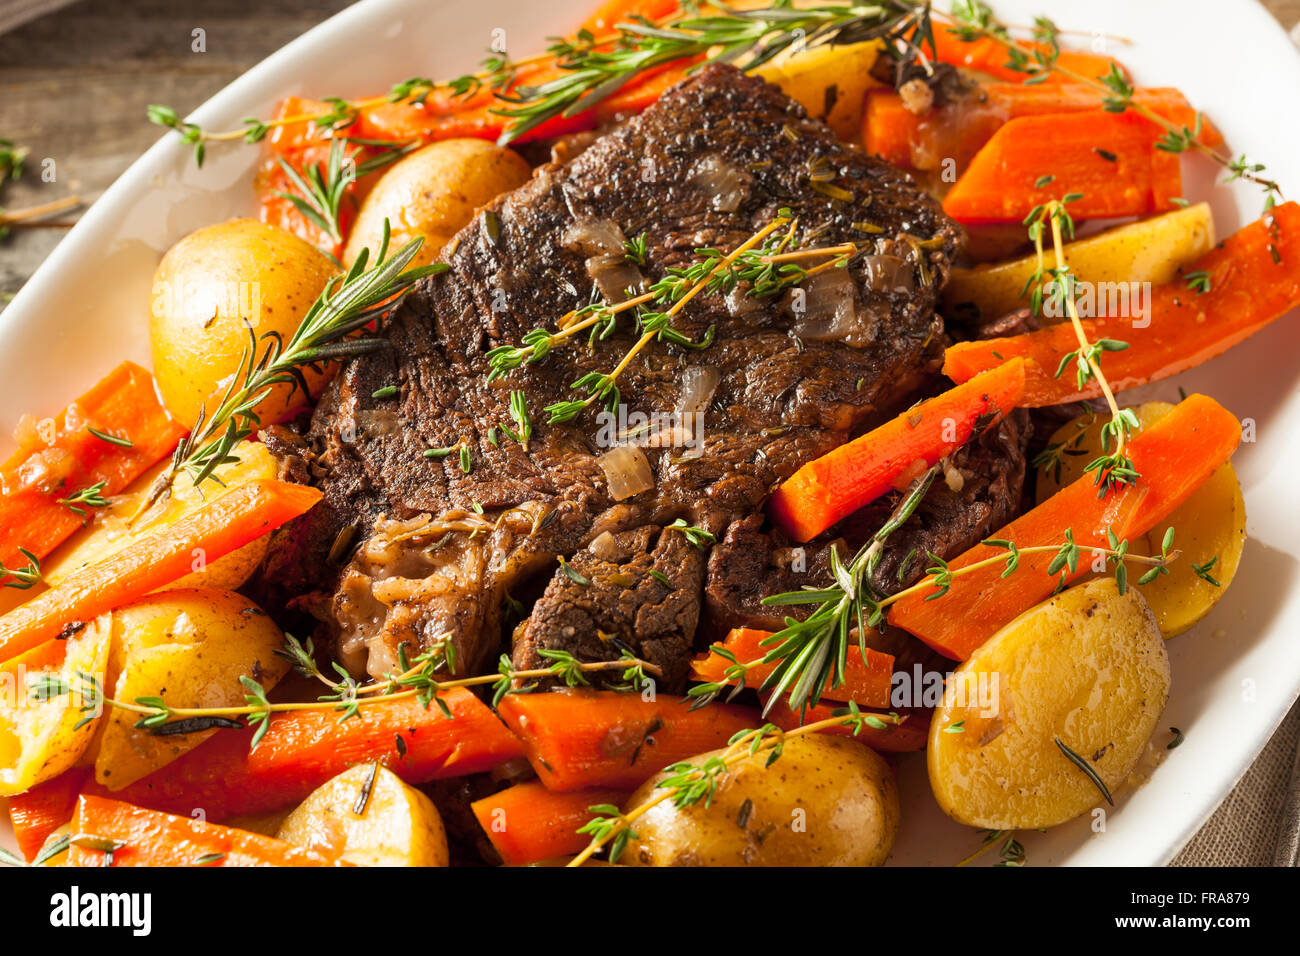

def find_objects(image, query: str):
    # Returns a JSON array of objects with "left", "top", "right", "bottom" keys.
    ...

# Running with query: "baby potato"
[
  {"left": 89, "top": 588, "right": 290, "bottom": 790},
  {"left": 0, "top": 617, "right": 111, "bottom": 796},
  {"left": 277, "top": 764, "right": 450, "bottom": 867},
  {"left": 1036, "top": 401, "right": 1245, "bottom": 636},
  {"left": 945, "top": 202, "right": 1215, "bottom": 319},
  {"left": 928, "top": 579, "right": 1170, "bottom": 830},
  {"left": 150, "top": 218, "right": 338, "bottom": 429},
  {"left": 42, "top": 439, "right": 279, "bottom": 593},
  {"left": 621, "top": 734, "right": 899, "bottom": 867},
  {"left": 343, "top": 139, "right": 532, "bottom": 268}
]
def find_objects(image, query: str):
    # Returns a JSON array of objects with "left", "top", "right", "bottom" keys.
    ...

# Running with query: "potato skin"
[
  {"left": 1036, "top": 401, "right": 1246, "bottom": 636},
  {"left": 150, "top": 218, "right": 337, "bottom": 428},
  {"left": 343, "top": 139, "right": 532, "bottom": 267},
  {"left": 90, "top": 588, "right": 290, "bottom": 790},
  {"left": 928, "top": 579, "right": 1170, "bottom": 830},
  {"left": 277, "top": 764, "right": 450, "bottom": 867},
  {"left": 621, "top": 734, "right": 899, "bottom": 867}
]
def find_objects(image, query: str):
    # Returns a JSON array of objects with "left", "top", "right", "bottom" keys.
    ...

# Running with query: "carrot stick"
[
  {"left": 941, "top": 109, "right": 1181, "bottom": 223},
  {"left": 0, "top": 479, "right": 321, "bottom": 664},
  {"left": 768, "top": 358, "right": 1026, "bottom": 541},
  {"left": 6, "top": 767, "right": 90, "bottom": 861},
  {"left": 66, "top": 794, "right": 340, "bottom": 867},
  {"left": 0, "top": 361, "right": 185, "bottom": 576},
  {"left": 100, "top": 688, "right": 523, "bottom": 821},
  {"left": 863, "top": 84, "right": 1220, "bottom": 172},
  {"left": 944, "top": 202, "right": 1300, "bottom": 405},
  {"left": 888, "top": 394, "right": 1241, "bottom": 660},
  {"left": 581, "top": 0, "right": 680, "bottom": 34},
  {"left": 764, "top": 699, "right": 930, "bottom": 753},
  {"left": 471, "top": 781, "right": 631, "bottom": 866},
  {"left": 930, "top": 27, "right": 1126, "bottom": 85},
  {"left": 691, "top": 627, "right": 895, "bottom": 708},
  {"left": 497, "top": 690, "right": 761, "bottom": 791}
]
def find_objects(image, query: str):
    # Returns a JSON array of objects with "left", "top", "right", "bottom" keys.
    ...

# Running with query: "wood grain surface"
[{"left": 1, "top": 0, "right": 1299, "bottom": 866}]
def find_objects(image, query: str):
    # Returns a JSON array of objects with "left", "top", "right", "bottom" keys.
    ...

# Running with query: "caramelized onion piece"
[{"left": 599, "top": 444, "right": 654, "bottom": 501}]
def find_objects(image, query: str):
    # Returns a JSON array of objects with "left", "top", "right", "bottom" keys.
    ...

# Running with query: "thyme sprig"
[
  {"left": 34, "top": 633, "right": 660, "bottom": 755},
  {"left": 946, "top": 1, "right": 1283, "bottom": 213},
  {"left": 571, "top": 703, "right": 895, "bottom": 865},
  {"left": 1024, "top": 198, "right": 1137, "bottom": 496},
  {"left": 149, "top": 224, "right": 444, "bottom": 505},
  {"left": 0, "top": 547, "right": 41, "bottom": 590}
]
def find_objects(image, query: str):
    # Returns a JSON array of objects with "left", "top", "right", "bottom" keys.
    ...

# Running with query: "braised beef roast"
[{"left": 255, "top": 64, "right": 1027, "bottom": 689}]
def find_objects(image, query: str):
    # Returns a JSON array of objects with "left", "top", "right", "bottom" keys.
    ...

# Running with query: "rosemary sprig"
[
  {"left": 493, "top": 2, "right": 930, "bottom": 142},
  {"left": 274, "top": 137, "right": 414, "bottom": 244},
  {"left": 153, "top": 224, "right": 444, "bottom": 503},
  {"left": 692, "top": 463, "right": 944, "bottom": 716}
]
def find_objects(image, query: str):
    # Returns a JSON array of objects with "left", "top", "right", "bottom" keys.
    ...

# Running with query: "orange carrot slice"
[
  {"left": 888, "top": 394, "right": 1241, "bottom": 659},
  {"left": 691, "top": 627, "right": 895, "bottom": 708},
  {"left": 471, "top": 781, "right": 632, "bottom": 866},
  {"left": 769, "top": 359, "right": 1026, "bottom": 542},
  {"left": 0, "top": 479, "right": 321, "bottom": 663},
  {"left": 103, "top": 688, "right": 522, "bottom": 821},
  {"left": 0, "top": 361, "right": 185, "bottom": 577},
  {"left": 66, "top": 794, "right": 339, "bottom": 867},
  {"left": 944, "top": 202, "right": 1300, "bottom": 405},
  {"left": 942, "top": 110, "right": 1182, "bottom": 223},
  {"left": 497, "top": 690, "right": 761, "bottom": 791}
]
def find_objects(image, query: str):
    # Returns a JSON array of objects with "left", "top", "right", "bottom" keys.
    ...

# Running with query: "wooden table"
[{"left": 2, "top": 0, "right": 1299, "bottom": 866}]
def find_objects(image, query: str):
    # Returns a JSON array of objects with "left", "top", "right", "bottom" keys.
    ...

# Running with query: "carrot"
[
  {"left": 266, "top": 95, "right": 357, "bottom": 154},
  {"left": 6, "top": 766, "right": 90, "bottom": 861},
  {"left": 944, "top": 202, "right": 1300, "bottom": 405},
  {"left": 930, "top": 27, "right": 1126, "bottom": 85},
  {"left": 0, "top": 479, "right": 321, "bottom": 664},
  {"left": 471, "top": 781, "right": 631, "bottom": 866},
  {"left": 888, "top": 394, "right": 1241, "bottom": 660},
  {"left": 941, "top": 110, "right": 1181, "bottom": 223},
  {"left": 66, "top": 794, "right": 339, "bottom": 867},
  {"left": 102, "top": 688, "right": 523, "bottom": 821},
  {"left": 0, "top": 361, "right": 185, "bottom": 577},
  {"left": 497, "top": 689, "right": 761, "bottom": 791},
  {"left": 691, "top": 627, "right": 895, "bottom": 708},
  {"left": 863, "top": 84, "right": 1220, "bottom": 172},
  {"left": 769, "top": 359, "right": 1026, "bottom": 541},
  {"left": 764, "top": 699, "right": 930, "bottom": 752},
  {"left": 581, "top": 0, "right": 680, "bottom": 34}
]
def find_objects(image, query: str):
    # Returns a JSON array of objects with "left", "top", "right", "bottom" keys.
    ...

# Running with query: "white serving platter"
[{"left": 3, "top": 0, "right": 1298, "bottom": 866}]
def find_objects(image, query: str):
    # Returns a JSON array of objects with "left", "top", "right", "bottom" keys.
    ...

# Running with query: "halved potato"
[
  {"left": 928, "top": 579, "right": 1169, "bottom": 829},
  {"left": 621, "top": 734, "right": 899, "bottom": 867},
  {"left": 276, "top": 764, "right": 449, "bottom": 867},
  {"left": 89, "top": 588, "right": 290, "bottom": 790},
  {"left": 1036, "top": 401, "right": 1246, "bottom": 636},
  {"left": 42, "top": 439, "right": 278, "bottom": 593},
  {"left": 0, "top": 617, "right": 111, "bottom": 795},
  {"left": 944, "top": 202, "right": 1215, "bottom": 319}
]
